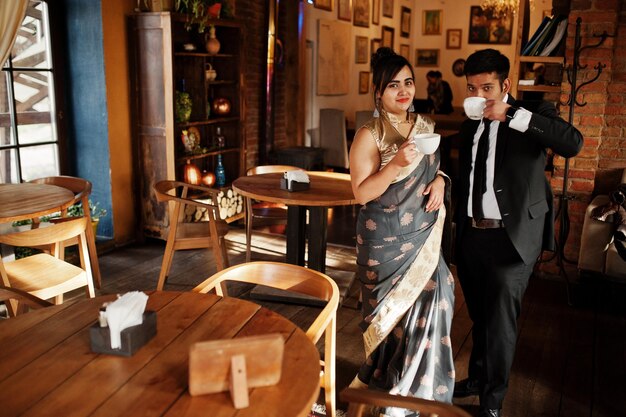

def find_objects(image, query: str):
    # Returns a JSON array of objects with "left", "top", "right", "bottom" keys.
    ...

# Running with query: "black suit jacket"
[{"left": 454, "top": 97, "right": 583, "bottom": 264}]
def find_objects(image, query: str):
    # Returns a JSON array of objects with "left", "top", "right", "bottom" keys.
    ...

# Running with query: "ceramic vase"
[{"left": 205, "top": 25, "right": 221, "bottom": 55}]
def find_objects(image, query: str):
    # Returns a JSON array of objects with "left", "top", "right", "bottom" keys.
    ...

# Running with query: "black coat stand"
[{"left": 551, "top": 17, "right": 614, "bottom": 305}]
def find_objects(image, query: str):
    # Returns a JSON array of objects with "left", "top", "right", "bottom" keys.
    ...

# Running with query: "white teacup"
[
  {"left": 463, "top": 97, "right": 487, "bottom": 120},
  {"left": 413, "top": 133, "right": 441, "bottom": 155}
]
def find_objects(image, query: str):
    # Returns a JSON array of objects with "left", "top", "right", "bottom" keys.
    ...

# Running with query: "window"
[{"left": 0, "top": 0, "right": 60, "bottom": 183}]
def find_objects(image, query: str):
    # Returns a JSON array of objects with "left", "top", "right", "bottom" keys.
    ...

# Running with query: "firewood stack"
[{"left": 183, "top": 188, "right": 243, "bottom": 222}]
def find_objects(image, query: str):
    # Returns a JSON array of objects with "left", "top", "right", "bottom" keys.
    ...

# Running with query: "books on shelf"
[{"left": 521, "top": 15, "right": 568, "bottom": 57}]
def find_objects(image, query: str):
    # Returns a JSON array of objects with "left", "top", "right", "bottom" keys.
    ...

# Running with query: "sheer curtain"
[{"left": 0, "top": 0, "right": 29, "bottom": 68}]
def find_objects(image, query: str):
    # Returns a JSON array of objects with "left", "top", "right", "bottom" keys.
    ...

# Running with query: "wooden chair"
[
  {"left": 244, "top": 165, "right": 304, "bottom": 262},
  {"left": 154, "top": 180, "right": 230, "bottom": 290},
  {"left": 29, "top": 176, "right": 102, "bottom": 289},
  {"left": 193, "top": 261, "right": 340, "bottom": 417},
  {"left": 0, "top": 285, "right": 53, "bottom": 316},
  {"left": 340, "top": 388, "right": 472, "bottom": 417},
  {"left": 319, "top": 108, "right": 349, "bottom": 170},
  {"left": 0, "top": 217, "right": 95, "bottom": 317}
]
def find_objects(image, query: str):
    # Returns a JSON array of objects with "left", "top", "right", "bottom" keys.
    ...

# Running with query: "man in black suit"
[{"left": 453, "top": 49, "right": 583, "bottom": 417}]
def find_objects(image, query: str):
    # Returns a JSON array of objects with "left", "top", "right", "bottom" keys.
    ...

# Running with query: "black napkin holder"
[
  {"left": 280, "top": 178, "right": 310, "bottom": 192},
  {"left": 90, "top": 310, "right": 157, "bottom": 357}
]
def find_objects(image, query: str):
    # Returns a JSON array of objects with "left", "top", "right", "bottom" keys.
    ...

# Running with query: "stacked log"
[{"left": 183, "top": 188, "right": 243, "bottom": 222}]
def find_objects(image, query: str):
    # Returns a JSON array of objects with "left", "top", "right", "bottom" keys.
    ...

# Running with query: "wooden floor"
[{"left": 41, "top": 217, "right": 626, "bottom": 416}]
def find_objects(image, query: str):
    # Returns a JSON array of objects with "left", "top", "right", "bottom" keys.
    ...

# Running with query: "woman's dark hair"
[
  {"left": 371, "top": 47, "right": 414, "bottom": 98},
  {"left": 464, "top": 48, "right": 510, "bottom": 85}
]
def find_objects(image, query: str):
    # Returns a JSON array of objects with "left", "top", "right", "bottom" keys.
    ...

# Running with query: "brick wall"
[{"left": 541, "top": 0, "right": 625, "bottom": 275}]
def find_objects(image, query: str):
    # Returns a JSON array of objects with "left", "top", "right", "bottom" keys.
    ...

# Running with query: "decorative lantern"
[
  {"left": 202, "top": 170, "right": 216, "bottom": 187},
  {"left": 184, "top": 160, "right": 201, "bottom": 185},
  {"left": 212, "top": 97, "right": 231, "bottom": 116}
]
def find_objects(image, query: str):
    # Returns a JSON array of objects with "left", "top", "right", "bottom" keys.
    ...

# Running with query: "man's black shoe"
[
  {"left": 478, "top": 408, "right": 501, "bottom": 417},
  {"left": 452, "top": 378, "right": 479, "bottom": 397}
]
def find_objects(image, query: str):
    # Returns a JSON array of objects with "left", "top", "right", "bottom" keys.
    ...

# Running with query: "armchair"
[{"left": 578, "top": 169, "right": 626, "bottom": 281}]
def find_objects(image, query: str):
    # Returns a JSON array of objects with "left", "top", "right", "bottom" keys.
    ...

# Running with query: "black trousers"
[{"left": 456, "top": 224, "right": 539, "bottom": 409}]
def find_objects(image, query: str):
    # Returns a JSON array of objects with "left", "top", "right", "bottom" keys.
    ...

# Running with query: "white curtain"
[{"left": 0, "top": 0, "right": 29, "bottom": 69}]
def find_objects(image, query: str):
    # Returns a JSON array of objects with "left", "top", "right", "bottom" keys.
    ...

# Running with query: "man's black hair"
[{"left": 464, "top": 48, "right": 510, "bottom": 85}]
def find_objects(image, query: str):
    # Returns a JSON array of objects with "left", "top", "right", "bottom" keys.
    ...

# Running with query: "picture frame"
[
  {"left": 468, "top": 6, "right": 513, "bottom": 44},
  {"left": 415, "top": 49, "right": 439, "bottom": 67},
  {"left": 400, "top": 6, "right": 411, "bottom": 38},
  {"left": 314, "top": 0, "right": 333, "bottom": 11},
  {"left": 359, "top": 71, "right": 370, "bottom": 94},
  {"left": 353, "top": 0, "right": 369, "bottom": 27},
  {"left": 371, "top": 38, "right": 381, "bottom": 56},
  {"left": 399, "top": 44, "right": 410, "bottom": 61},
  {"left": 355, "top": 36, "right": 369, "bottom": 63},
  {"left": 381, "top": 26, "right": 394, "bottom": 49},
  {"left": 446, "top": 29, "right": 462, "bottom": 49},
  {"left": 337, "top": 0, "right": 352, "bottom": 21},
  {"left": 423, "top": 10, "right": 442, "bottom": 35},
  {"left": 452, "top": 58, "right": 465, "bottom": 77},
  {"left": 372, "top": 0, "right": 380, "bottom": 25},
  {"left": 382, "top": 0, "right": 393, "bottom": 18}
]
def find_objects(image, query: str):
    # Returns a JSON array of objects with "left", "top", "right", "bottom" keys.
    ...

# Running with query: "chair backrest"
[
  {"left": 0, "top": 217, "right": 89, "bottom": 248},
  {"left": 247, "top": 165, "right": 304, "bottom": 176},
  {"left": 194, "top": 261, "right": 339, "bottom": 343},
  {"left": 340, "top": 388, "right": 472, "bottom": 417},
  {"left": 154, "top": 180, "right": 221, "bottom": 217},
  {"left": 354, "top": 110, "right": 372, "bottom": 131},
  {"left": 319, "top": 108, "right": 349, "bottom": 169},
  {"left": 29, "top": 176, "right": 92, "bottom": 217},
  {"left": 0, "top": 285, "right": 53, "bottom": 312}
]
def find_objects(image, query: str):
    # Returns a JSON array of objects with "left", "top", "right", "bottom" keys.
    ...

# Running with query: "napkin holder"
[
  {"left": 90, "top": 310, "right": 157, "bottom": 357},
  {"left": 280, "top": 178, "right": 310, "bottom": 192}
]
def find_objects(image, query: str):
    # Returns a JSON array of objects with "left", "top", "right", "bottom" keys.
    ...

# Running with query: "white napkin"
[
  {"left": 105, "top": 291, "right": 149, "bottom": 349},
  {"left": 284, "top": 170, "right": 310, "bottom": 187}
]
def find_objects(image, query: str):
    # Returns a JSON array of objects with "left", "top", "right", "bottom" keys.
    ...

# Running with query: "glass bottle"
[
  {"left": 214, "top": 126, "right": 225, "bottom": 149},
  {"left": 215, "top": 154, "right": 226, "bottom": 187}
]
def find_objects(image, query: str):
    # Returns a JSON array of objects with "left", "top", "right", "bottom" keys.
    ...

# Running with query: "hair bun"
[{"left": 371, "top": 47, "right": 396, "bottom": 70}]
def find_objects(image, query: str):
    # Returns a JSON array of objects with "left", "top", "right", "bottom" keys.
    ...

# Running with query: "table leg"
[
  {"left": 307, "top": 206, "right": 328, "bottom": 273},
  {"left": 286, "top": 206, "right": 306, "bottom": 266}
]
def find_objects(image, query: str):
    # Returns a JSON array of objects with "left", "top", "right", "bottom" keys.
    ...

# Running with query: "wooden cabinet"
[{"left": 130, "top": 12, "right": 246, "bottom": 239}]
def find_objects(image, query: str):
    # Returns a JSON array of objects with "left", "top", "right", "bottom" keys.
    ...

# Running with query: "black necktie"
[{"left": 472, "top": 119, "right": 491, "bottom": 220}]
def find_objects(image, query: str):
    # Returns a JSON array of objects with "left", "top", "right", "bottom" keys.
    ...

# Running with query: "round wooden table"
[
  {"left": 233, "top": 171, "right": 356, "bottom": 272},
  {"left": 0, "top": 291, "right": 321, "bottom": 417},
  {"left": 0, "top": 183, "right": 76, "bottom": 223}
]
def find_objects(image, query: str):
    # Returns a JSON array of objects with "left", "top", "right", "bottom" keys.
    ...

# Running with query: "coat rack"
[{"left": 551, "top": 17, "right": 614, "bottom": 305}]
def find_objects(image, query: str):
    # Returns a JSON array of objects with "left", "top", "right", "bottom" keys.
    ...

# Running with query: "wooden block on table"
[{"left": 188, "top": 333, "right": 284, "bottom": 403}]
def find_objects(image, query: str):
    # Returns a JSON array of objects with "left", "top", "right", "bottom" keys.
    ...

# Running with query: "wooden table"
[
  {"left": 233, "top": 171, "right": 356, "bottom": 273},
  {"left": 0, "top": 291, "right": 320, "bottom": 417},
  {"left": 0, "top": 183, "right": 76, "bottom": 223}
]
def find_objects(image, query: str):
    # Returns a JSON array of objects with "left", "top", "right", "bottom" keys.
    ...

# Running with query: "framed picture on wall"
[
  {"left": 400, "top": 6, "right": 411, "bottom": 38},
  {"left": 422, "top": 10, "right": 442, "bottom": 35},
  {"left": 353, "top": 0, "right": 370, "bottom": 27},
  {"left": 371, "top": 38, "right": 381, "bottom": 55},
  {"left": 359, "top": 71, "right": 370, "bottom": 94},
  {"left": 399, "top": 44, "right": 410, "bottom": 61},
  {"left": 415, "top": 49, "right": 439, "bottom": 67},
  {"left": 372, "top": 0, "right": 380, "bottom": 25},
  {"left": 381, "top": 26, "right": 394, "bottom": 49},
  {"left": 446, "top": 29, "right": 462, "bottom": 49},
  {"left": 314, "top": 0, "right": 333, "bottom": 11},
  {"left": 355, "top": 36, "right": 369, "bottom": 63},
  {"left": 337, "top": 0, "right": 352, "bottom": 21},
  {"left": 468, "top": 6, "right": 513, "bottom": 44},
  {"left": 382, "top": 0, "right": 393, "bottom": 18}
]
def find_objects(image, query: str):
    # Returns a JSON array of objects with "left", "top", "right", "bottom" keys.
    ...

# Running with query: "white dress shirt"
[{"left": 467, "top": 94, "right": 532, "bottom": 219}]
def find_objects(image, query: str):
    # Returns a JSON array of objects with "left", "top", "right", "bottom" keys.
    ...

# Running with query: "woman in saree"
[{"left": 348, "top": 47, "right": 455, "bottom": 416}]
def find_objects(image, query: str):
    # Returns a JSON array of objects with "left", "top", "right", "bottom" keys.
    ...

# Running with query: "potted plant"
[
  {"left": 67, "top": 200, "right": 108, "bottom": 236},
  {"left": 174, "top": 0, "right": 234, "bottom": 32}
]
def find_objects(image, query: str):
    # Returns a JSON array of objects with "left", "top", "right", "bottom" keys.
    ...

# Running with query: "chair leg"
[
  {"left": 324, "top": 316, "right": 337, "bottom": 417},
  {"left": 157, "top": 202, "right": 182, "bottom": 291},
  {"left": 54, "top": 294, "right": 63, "bottom": 305},
  {"left": 245, "top": 198, "right": 253, "bottom": 263},
  {"left": 84, "top": 216, "right": 102, "bottom": 289}
]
